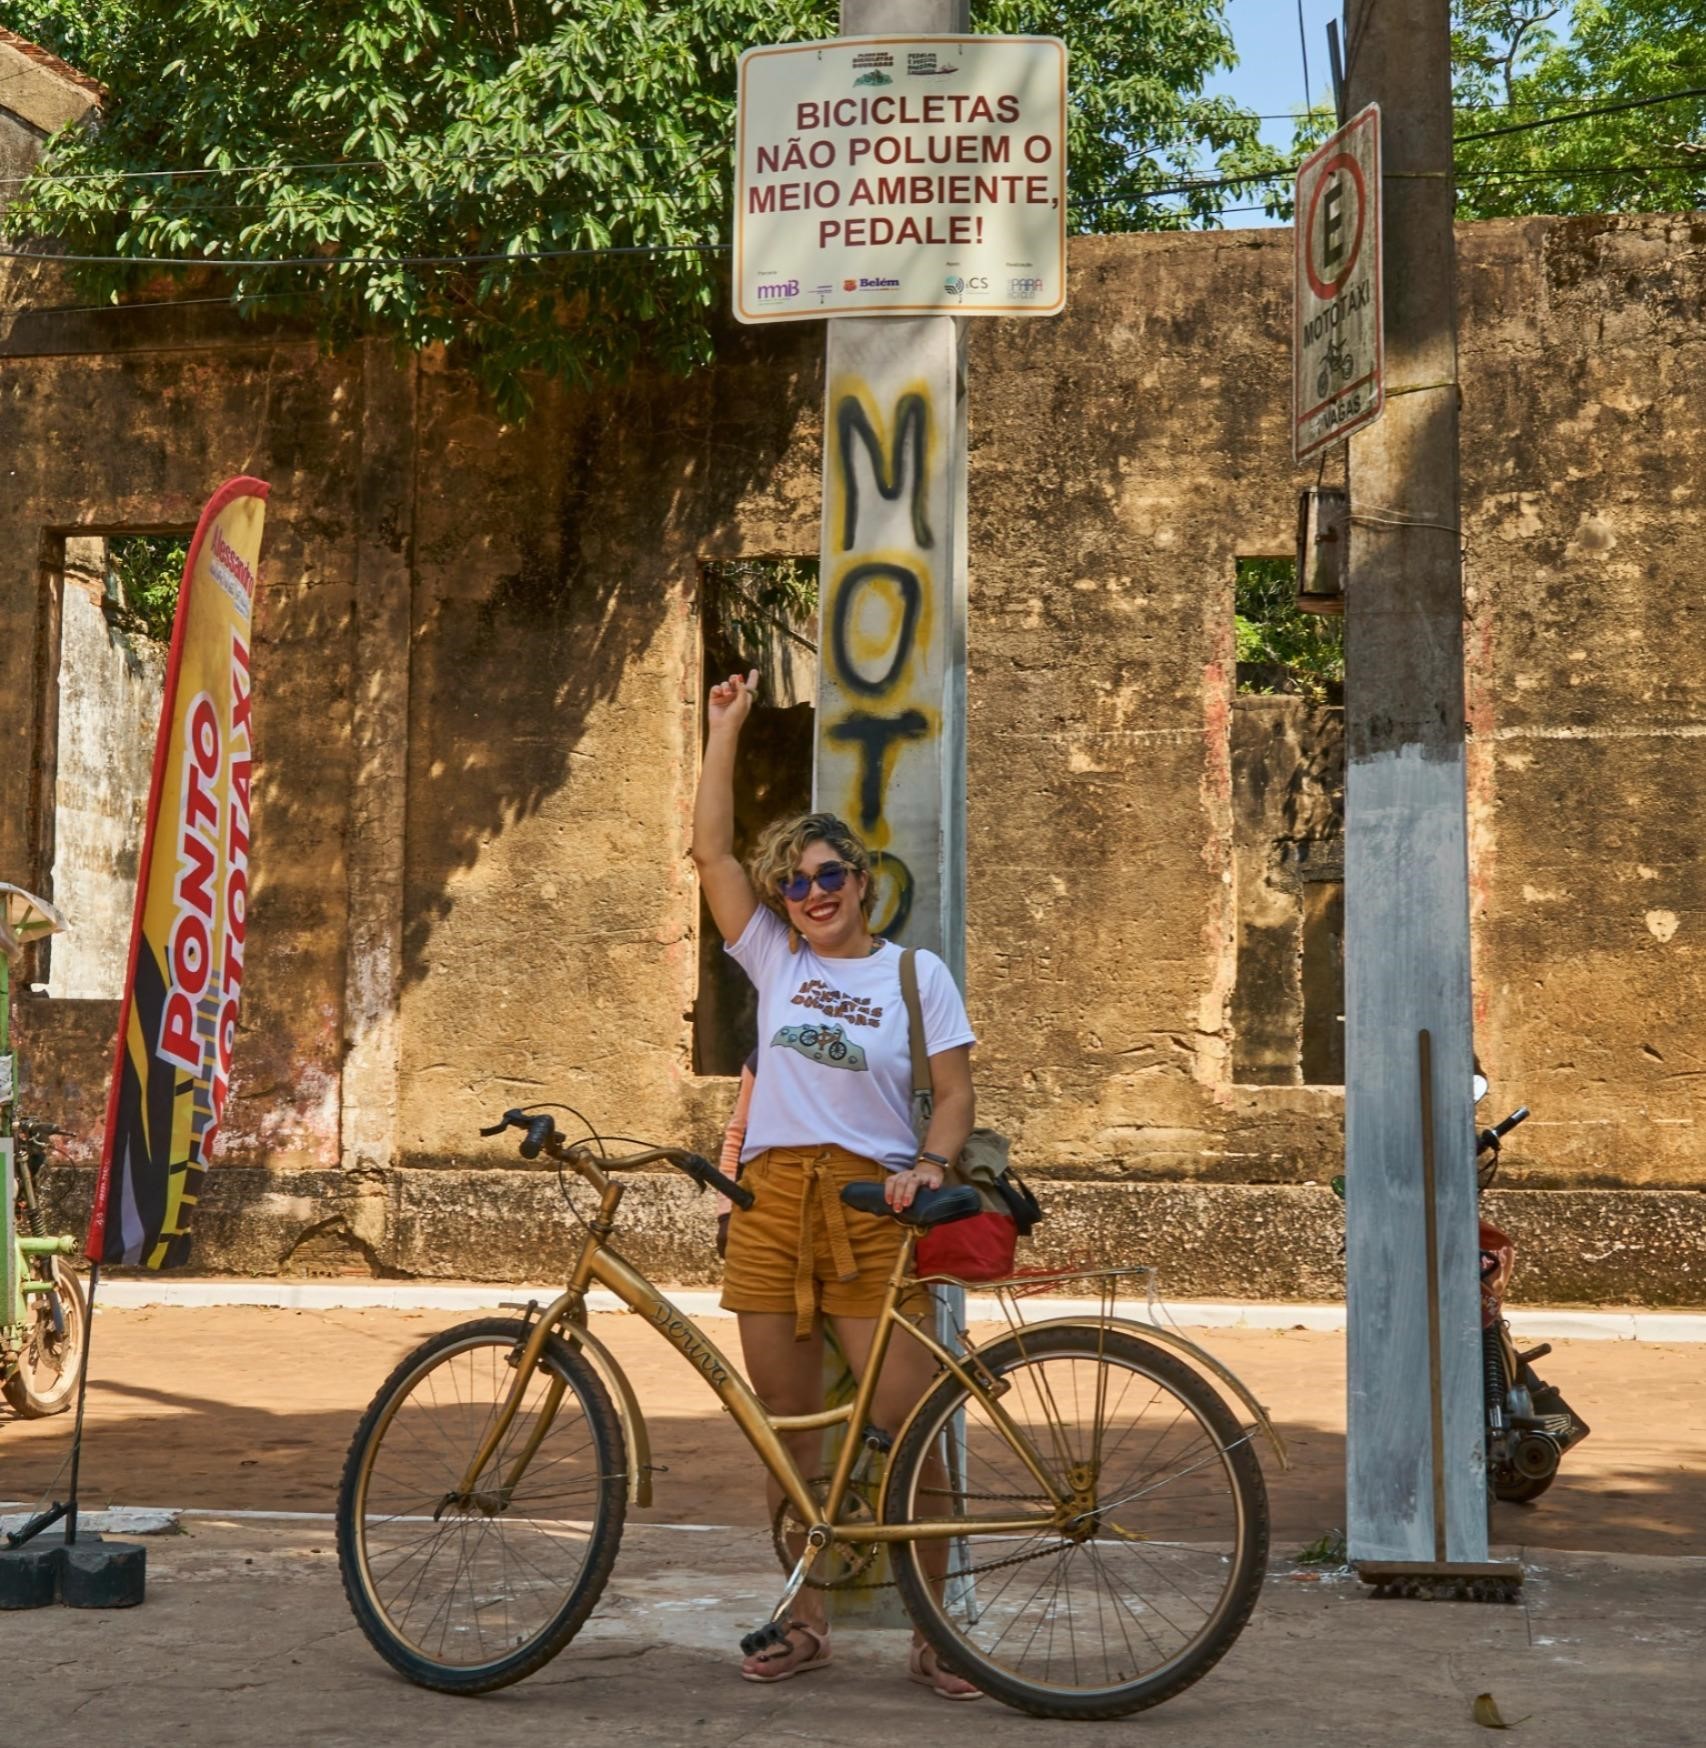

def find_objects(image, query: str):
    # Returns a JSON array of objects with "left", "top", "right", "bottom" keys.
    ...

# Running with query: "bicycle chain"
[
  {"left": 817, "top": 1531, "right": 1084, "bottom": 1594},
  {"left": 778, "top": 1481, "right": 1074, "bottom": 1594}
]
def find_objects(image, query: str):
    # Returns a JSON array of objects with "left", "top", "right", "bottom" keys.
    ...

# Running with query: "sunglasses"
[{"left": 778, "top": 861, "right": 853, "bottom": 903}]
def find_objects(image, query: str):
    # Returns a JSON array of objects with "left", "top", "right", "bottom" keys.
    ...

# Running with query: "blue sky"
[{"left": 1204, "top": 0, "right": 1345, "bottom": 227}]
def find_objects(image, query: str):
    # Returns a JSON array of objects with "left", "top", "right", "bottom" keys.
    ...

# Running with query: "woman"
[{"left": 691, "top": 668, "right": 980, "bottom": 1699}]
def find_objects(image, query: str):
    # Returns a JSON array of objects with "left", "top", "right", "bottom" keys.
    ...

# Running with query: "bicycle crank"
[{"left": 741, "top": 1524, "right": 830, "bottom": 1656}]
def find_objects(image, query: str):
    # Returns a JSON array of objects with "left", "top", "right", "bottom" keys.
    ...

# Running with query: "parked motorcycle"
[{"left": 1476, "top": 1096, "right": 1591, "bottom": 1503}]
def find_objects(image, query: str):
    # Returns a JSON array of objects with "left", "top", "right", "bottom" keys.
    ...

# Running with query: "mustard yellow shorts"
[{"left": 720, "top": 1145, "right": 923, "bottom": 1337}]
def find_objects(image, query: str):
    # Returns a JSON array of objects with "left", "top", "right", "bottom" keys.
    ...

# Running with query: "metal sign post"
[{"left": 1294, "top": 104, "right": 1384, "bottom": 464}]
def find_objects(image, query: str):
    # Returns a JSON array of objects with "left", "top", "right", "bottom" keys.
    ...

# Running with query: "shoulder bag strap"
[{"left": 899, "top": 947, "right": 933, "bottom": 1105}]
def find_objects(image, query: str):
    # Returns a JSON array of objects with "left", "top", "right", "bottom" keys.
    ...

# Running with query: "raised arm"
[{"left": 691, "top": 669, "right": 761, "bottom": 945}]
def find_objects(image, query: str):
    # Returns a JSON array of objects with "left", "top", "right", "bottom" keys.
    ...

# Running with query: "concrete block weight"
[
  {"left": 0, "top": 1541, "right": 59, "bottom": 1608},
  {"left": 59, "top": 1535, "right": 147, "bottom": 1608}
]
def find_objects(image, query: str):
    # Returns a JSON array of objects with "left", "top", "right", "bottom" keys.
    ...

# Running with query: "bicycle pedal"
[{"left": 740, "top": 1620, "right": 792, "bottom": 1658}]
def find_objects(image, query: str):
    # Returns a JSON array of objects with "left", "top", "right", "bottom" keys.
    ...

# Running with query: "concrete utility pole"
[
  {"left": 813, "top": 0, "right": 971, "bottom": 1626},
  {"left": 1342, "top": 2, "right": 1494, "bottom": 1574},
  {"left": 815, "top": 0, "right": 970, "bottom": 982}
]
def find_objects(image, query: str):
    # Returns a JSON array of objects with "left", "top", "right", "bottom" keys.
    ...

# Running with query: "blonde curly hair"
[{"left": 746, "top": 812, "right": 875, "bottom": 923}]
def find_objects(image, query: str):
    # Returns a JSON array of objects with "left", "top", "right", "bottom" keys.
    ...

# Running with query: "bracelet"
[{"left": 916, "top": 1150, "right": 950, "bottom": 1169}]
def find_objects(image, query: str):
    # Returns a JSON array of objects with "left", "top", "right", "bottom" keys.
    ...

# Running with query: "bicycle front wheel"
[
  {"left": 884, "top": 1323, "right": 1269, "bottom": 1720},
  {"left": 336, "top": 1316, "right": 627, "bottom": 1693}
]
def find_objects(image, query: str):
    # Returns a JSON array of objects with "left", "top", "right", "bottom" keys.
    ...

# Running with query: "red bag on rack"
[{"left": 899, "top": 950, "right": 1043, "bottom": 1284}]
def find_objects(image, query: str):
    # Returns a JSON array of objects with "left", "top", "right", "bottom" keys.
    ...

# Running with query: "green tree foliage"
[
  {"left": 0, "top": 1, "right": 1281, "bottom": 409},
  {"left": 1234, "top": 558, "right": 1343, "bottom": 700},
  {"left": 1454, "top": 2, "right": 1706, "bottom": 217},
  {"left": 105, "top": 534, "right": 187, "bottom": 642},
  {"left": 1264, "top": 3, "right": 1706, "bottom": 224}
]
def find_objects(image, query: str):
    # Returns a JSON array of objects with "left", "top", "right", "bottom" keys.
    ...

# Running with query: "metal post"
[
  {"left": 1342, "top": 0, "right": 1492, "bottom": 1572},
  {"left": 815, "top": 0, "right": 972, "bottom": 1624}
]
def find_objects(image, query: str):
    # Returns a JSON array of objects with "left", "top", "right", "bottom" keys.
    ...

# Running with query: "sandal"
[
  {"left": 740, "top": 1620, "right": 831, "bottom": 1683},
  {"left": 908, "top": 1640, "right": 982, "bottom": 1702}
]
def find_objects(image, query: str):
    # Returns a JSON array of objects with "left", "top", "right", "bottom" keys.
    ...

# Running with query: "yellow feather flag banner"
[{"left": 87, "top": 477, "right": 269, "bottom": 1268}]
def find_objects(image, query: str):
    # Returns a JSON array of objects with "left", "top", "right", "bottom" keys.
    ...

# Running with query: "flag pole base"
[
  {"left": 0, "top": 1532, "right": 146, "bottom": 1610},
  {"left": 1355, "top": 1559, "right": 1522, "bottom": 1603}
]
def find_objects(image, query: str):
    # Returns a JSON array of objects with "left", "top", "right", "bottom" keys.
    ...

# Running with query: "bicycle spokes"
[{"left": 345, "top": 1326, "right": 616, "bottom": 1676}]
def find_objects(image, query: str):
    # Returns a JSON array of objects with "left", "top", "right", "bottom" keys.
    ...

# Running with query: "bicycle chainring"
[{"left": 771, "top": 1478, "right": 883, "bottom": 1590}]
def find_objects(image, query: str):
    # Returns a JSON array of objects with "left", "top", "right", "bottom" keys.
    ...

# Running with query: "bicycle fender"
[
  {"left": 557, "top": 1319, "right": 655, "bottom": 1507},
  {"left": 964, "top": 1316, "right": 1290, "bottom": 1472}
]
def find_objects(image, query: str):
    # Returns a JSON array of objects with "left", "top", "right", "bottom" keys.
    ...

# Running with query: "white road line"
[{"left": 85, "top": 1278, "right": 1706, "bottom": 1340}]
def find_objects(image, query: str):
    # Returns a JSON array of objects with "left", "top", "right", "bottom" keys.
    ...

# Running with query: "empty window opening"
[
  {"left": 1235, "top": 555, "right": 1343, "bottom": 702},
  {"left": 1230, "top": 557, "right": 1345, "bottom": 1086},
  {"left": 36, "top": 534, "right": 183, "bottom": 1000},
  {"left": 694, "top": 559, "right": 819, "bottom": 1076}
]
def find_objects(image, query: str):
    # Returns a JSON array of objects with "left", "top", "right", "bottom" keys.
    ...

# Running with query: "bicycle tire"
[
  {"left": 883, "top": 1323, "right": 1269, "bottom": 1720},
  {"left": 2, "top": 1256, "right": 86, "bottom": 1418},
  {"left": 336, "top": 1316, "right": 627, "bottom": 1694}
]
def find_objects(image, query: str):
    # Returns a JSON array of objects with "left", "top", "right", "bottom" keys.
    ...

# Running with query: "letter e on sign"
[{"left": 1294, "top": 104, "right": 1383, "bottom": 464}]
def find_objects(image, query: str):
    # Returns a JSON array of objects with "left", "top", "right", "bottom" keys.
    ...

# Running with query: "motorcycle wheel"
[
  {"left": 1493, "top": 1470, "right": 1555, "bottom": 1505},
  {"left": 2, "top": 1256, "right": 87, "bottom": 1417}
]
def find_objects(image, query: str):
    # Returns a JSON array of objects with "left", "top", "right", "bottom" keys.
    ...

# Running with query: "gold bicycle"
[{"left": 336, "top": 1108, "right": 1284, "bottom": 1719}]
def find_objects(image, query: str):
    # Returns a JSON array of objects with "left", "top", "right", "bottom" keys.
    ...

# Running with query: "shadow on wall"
[{"left": 399, "top": 328, "right": 821, "bottom": 992}]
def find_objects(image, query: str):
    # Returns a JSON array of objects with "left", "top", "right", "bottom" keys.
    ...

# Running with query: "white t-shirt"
[{"left": 726, "top": 907, "right": 976, "bottom": 1172}]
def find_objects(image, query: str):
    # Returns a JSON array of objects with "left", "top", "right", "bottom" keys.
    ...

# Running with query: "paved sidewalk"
[
  {"left": 4, "top": 1299, "right": 1702, "bottom": 1744},
  {"left": 7, "top": 1517, "right": 1701, "bottom": 1748}
]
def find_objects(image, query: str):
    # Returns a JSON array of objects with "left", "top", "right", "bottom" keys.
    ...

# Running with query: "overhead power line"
[{"left": 1456, "top": 84, "right": 1706, "bottom": 143}]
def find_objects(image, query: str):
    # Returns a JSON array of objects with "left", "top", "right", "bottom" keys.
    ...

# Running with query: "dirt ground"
[{"left": 4, "top": 1302, "right": 1702, "bottom": 1557}]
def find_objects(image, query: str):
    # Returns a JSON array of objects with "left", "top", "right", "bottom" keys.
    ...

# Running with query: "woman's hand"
[
  {"left": 707, "top": 669, "right": 760, "bottom": 736},
  {"left": 885, "top": 1163, "right": 944, "bottom": 1212}
]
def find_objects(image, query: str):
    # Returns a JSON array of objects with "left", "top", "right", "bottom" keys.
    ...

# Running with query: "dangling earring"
[{"left": 788, "top": 925, "right": 802, "bottom": 954}]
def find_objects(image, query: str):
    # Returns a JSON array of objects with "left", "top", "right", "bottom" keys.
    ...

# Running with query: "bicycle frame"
[{"left": 451, "top": 1151, "right": 1072, "bottom": 1548}]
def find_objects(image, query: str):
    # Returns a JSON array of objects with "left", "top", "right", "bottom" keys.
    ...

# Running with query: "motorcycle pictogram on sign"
[{"left": 1294, "top": 104, "right": 1384, "bottom": 463}]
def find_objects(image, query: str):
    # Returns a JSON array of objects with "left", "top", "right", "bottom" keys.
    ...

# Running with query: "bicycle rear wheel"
[
  {"left": 336, "top": 1316, "right": 626, "bottom": 1693},
  {"left": 884, "top": 1323, "right": 1268, "bottom": 1720}
]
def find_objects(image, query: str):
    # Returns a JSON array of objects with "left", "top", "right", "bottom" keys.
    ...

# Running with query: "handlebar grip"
[
  {"left": 519, "top": 1115, "right": 558, "bottom": 1161},
  {"left": 478, "top": 1120, "right": 508, "bottom": 1138},
  {"left": 1493, "top": 1106, "right": 1530, "bottom": 1138},
  {"left": 681, "top": 1152, "right": 755, "bottom": 1211}
]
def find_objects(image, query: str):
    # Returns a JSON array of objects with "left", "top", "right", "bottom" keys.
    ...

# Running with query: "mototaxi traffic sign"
[{"left": 1294, "top": 104, "right": 1383, "bottom": 463}]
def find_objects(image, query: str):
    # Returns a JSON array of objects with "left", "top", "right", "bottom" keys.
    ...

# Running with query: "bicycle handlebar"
[{"left": 478, "top": 1109, "right": 755, "bottom": 1209}]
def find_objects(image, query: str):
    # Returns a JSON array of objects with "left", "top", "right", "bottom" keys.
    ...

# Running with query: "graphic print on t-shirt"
[
  {"left": 771, "top": 1021, "right": 868, "bottom": 1072},
  {"left": 790, "top": 977, "right": 885, "bottom": 1029}
]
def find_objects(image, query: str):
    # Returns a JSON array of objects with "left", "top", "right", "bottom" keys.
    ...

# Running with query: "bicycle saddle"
[{"left": 839, "top": 1181, "right": 982, "bottom": 1227}]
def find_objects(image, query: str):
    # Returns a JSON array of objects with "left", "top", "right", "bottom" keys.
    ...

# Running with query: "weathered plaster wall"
[
  {"left": 6, "top": 212, "right": 1706, "bottom": 1301},
  {"left": 43, "top": 541, "right": 168, "bottom": 999}
]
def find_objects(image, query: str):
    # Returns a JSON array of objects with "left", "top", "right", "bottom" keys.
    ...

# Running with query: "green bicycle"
[{"left": 1, "top": 885, "right": 86, "bottom": 1419}]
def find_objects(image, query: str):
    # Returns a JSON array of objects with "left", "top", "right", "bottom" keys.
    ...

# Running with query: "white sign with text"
[
  {"left": 734, "top": 34, "right": 1066, "bottom": 322},
  {"left": 1294, "top": 103, "right": 1384, "bottom": 462}
]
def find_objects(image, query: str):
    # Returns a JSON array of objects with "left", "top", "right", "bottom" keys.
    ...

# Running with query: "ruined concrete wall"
[
  {"left": 5, "top": 214, "right": 1706, "bottom": 1301},
  {"left": 1461, "top": 215, "right": 1706, "bottom": 1194},
  {"left": 43, "top": 541, "right": 168, "bottom": 999}
]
